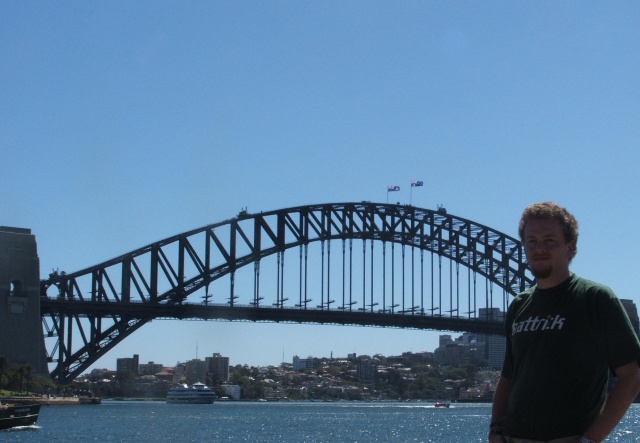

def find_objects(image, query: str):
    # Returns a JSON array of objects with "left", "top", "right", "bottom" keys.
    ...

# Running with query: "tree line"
[{"left": 0, "top": 355, "right": 55, "bottom": 396}]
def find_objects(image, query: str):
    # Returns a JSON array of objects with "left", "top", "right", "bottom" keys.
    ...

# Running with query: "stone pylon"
[{"left": 0, "top": 226, "right": 49, "bottom": 376}]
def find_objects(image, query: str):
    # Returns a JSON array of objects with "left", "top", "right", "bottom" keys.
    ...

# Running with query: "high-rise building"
[
  {"left": 185, "top": 359, "right": 207, "bottom": 384},
  {"left": 434, "top": 340, "right": 485, "bottom": 367},
  {"left": 206, "top": 353, "right": 230, "bottom": 383},
  {"left": 173, "top": 364, "right": 185, "bottom": 383},
  {"left": 116, "top": 354, "right": 139, "bottom": 376},
  {"left": 356, "top": 361, "right": 377, "bottom": 383},
  {"left": 486, "top": 334, "right": 506, "bottom": 369},
  {"left": 479, "top": 308, "right": 506, "bottom": 370},
  {"left": 439, "top": 335, "right": 453, "bottom": 346},
  {"left": 433, "top": 309, "right": 506, "bottom": 369},
  {"left": 293, "top": 355, "right": 314, "bottom": 371}
]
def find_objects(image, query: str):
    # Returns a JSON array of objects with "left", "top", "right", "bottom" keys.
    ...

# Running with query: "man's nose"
[{"left": 526, "top": 242, "right": 546, "bottom": 252}]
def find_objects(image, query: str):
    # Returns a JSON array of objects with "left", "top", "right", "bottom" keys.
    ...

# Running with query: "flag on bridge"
[
  {"left": 387, "top": 185, "right": 400, "bottom": 192},
  {"left": 409, "top": 180, "right": 423, "bottom": 205}
]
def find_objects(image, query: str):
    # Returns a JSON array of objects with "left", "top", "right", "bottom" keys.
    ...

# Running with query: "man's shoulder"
[
  {"left": 514, "top": 286, "right": 535, "bottom": 301},
  {"left": 569, "top": 274, "right": 616, "bottom": 298},
  {"left": 509, "top": 289, "right": 534, "bottom": 314}
]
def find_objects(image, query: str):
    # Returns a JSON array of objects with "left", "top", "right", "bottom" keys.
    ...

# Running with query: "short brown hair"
[{"left": 518, "top": 202, "right": 579, "bottom": 247}]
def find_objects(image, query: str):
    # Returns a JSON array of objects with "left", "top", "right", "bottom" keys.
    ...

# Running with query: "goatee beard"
[{"left": 531, "top": 265, "right": 552, "bottom": 280}]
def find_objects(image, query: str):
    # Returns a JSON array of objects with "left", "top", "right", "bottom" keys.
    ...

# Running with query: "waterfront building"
[
  {"left": 262, "top": 380, "right": 287, "bottom": 400},
  {"left": 206, "top": 353, "right": 230, "bottom": 383},
  {"left": 220, "top": 384, "right": 241, "bottom": 400},
  {"left": 117, "top": 354, "right": 140, "bottom": 376},
  {"left": 131, "top": 375, "right": 164, "bottom": 396},
  {"left": 185, "top": 358, "right": 208, "bottom": 385}
]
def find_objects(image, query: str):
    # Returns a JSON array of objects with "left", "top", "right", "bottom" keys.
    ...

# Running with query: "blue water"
[{"left": 1, "top": 401, "right": 639, "bottom": 442}]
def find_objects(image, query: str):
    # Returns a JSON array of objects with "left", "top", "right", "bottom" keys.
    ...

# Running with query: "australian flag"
[
  {"left": 387, "top": 185, "right": 400, "bottom": 192},
  {"left": 411, "top": 180, "right": 424, "bottom": 187}
]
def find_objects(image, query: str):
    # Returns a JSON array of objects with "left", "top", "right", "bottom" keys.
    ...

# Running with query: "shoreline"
[{"left": 1, "top": 396, "right": 101, "bottom": 405}]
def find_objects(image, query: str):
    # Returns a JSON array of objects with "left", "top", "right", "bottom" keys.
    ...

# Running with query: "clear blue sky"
[{"left": 2, "top": 2, "right": 639, "bottom": 372}]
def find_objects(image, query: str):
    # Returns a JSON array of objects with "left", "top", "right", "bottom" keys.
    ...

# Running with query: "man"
[{"left": 489, "top": 202, "right": 640, "bottom": 443}]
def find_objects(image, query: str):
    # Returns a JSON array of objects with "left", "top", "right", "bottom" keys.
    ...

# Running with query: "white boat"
[{"left": 166, "top": 382, "right": 217, "bottom": 404}]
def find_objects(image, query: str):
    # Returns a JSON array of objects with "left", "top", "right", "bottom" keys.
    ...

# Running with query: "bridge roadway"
[{"left": 40, "top": 298, "right": 505, "bottom": 335}]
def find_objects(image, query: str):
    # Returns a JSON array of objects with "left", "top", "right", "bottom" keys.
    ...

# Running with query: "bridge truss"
[{"left": 40, "top": 202, "right": 534, "bottom": 383}]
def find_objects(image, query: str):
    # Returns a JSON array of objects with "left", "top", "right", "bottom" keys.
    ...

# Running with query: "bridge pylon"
[{"left": 0, "top": 226, "right": 48, "bottom": 376}]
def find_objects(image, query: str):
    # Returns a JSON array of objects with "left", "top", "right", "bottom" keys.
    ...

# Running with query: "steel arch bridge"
[{"left": 40, "top": 202, "right": 534, "bottom": 383}]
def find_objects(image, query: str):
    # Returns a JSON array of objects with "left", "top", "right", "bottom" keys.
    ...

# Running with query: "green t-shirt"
[{"left": 499, "top": 274, "right": 640, "bottom": 440}]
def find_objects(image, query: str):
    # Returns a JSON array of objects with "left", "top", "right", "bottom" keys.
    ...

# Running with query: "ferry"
[
  {"left": 166, "top": 382, "right": 217, "bottom": 404},
  {"left": 0, "top": 403, "right": 41, "bottom": 430}
]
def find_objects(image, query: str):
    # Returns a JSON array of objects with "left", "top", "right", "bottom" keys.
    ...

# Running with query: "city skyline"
[{"left": 110, "top": 308, "right": 514, "bottom": 374}]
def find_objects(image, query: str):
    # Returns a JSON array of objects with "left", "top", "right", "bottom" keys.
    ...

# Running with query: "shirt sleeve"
[{"left": 593, "top": 288, "right": 640, "bottom": 371}]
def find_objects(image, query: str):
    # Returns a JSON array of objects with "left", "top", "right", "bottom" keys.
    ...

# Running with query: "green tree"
[
  {"left": 22, "top": 363, "right": 33, "bottom": 393},
  {"left": 17, "top": 365, "right": 26, "bottom": 393},
  {"left": 29, "top": 375, "right": 55, "bottom": 394}
]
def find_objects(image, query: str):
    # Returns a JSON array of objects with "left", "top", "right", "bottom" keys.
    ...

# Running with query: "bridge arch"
[{"left": 41, "top": 202, "right": 534, "bottom": 382}]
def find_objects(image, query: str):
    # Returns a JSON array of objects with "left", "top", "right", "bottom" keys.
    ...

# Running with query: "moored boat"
[
  {"left": 0, "top": 403, "right": 41, "bottom": 430},
  {"left": 166, "top": 382, "right": 217, "bottom": 404},
  {"left": 434, "top": 402, "right": 450, "bottom": 408}
]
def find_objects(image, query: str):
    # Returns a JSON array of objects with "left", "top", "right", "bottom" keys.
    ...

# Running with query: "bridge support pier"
[{"left": 0, "top": 226, "right": 48, "bottom": 377}]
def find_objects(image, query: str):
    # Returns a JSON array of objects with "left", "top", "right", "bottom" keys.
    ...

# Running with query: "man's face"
[{"left": 523, "top": 218, "right": 575, "bottom": 281}]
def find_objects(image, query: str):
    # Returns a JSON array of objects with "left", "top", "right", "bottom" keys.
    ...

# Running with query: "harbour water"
[{"left": 1, "top": 401, "right": 639, "bottom": 442}]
